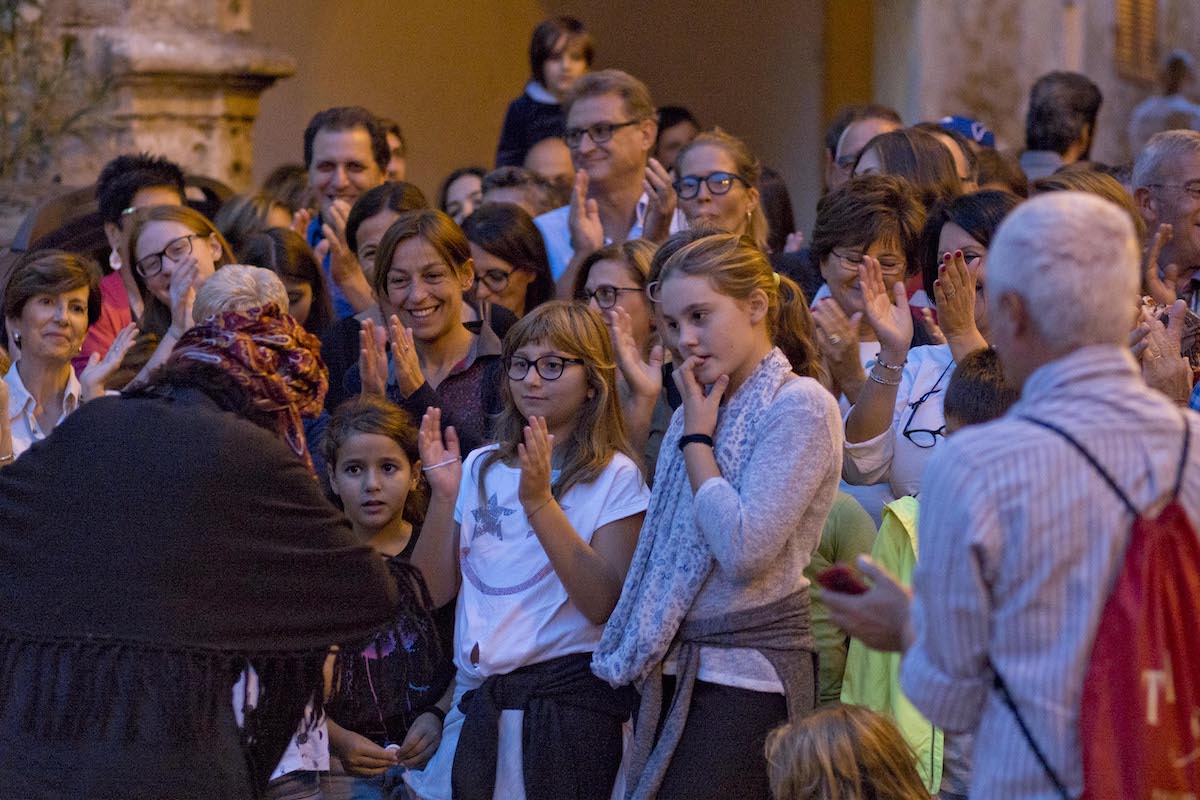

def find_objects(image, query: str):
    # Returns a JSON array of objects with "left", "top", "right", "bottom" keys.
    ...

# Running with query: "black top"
[
  {"left": 495, "top": 92, "right": 566, "bottom": 168},
  {"left": 0, "top": 390, "right": 413, "bottom": 799},
  {"left": 327, "top": 526, "right": 457, "bottom": 747}
]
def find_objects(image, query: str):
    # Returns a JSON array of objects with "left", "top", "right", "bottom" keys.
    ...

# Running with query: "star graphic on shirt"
[{"left": 472, "top": 493, "right": 517, "bottom": 541}]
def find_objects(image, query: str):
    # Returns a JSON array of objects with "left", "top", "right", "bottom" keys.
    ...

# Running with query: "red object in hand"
[{"left": 815, "top": 564, "right": 869, "bottom": 595}]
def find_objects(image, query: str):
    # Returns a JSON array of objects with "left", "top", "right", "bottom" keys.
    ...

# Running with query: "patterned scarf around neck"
[
  {"left": 168, "top": 303, "right": 328, "bottom": 472},
  {"left": 592, "top": 347, "right": 794, "bottom": 687}
]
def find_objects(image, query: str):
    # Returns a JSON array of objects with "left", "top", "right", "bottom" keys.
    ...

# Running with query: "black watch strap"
[{"left": 678, "top": 433, "right": 715, "bottom": 451}]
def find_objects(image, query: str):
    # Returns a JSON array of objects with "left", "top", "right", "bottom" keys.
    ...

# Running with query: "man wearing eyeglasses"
[
  {"left": 1133, "top": 130, "right": 1200, "bottom": 312},
  {"left": 830, "top": 114, "right": 903, "bottom": 193},
  {"left": 533, "top": 69, "right": 685, "bottom": 295}
]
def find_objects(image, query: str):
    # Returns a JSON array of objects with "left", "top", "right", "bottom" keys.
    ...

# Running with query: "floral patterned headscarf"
[{"left": 169, "top": 304, "right": 327, "bottom": 471}]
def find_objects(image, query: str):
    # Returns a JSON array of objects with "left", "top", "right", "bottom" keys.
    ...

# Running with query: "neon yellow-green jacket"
[{"left": 839, "top": 496, "right": 943, "bottom": 793}]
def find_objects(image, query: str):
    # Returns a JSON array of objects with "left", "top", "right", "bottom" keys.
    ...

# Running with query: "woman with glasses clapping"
[
  {"left": 843, "top": 190, "right": 1021, "bottom": 501},
  {"left": 125, "top": 205, "right": 235, "bottom": 384}
]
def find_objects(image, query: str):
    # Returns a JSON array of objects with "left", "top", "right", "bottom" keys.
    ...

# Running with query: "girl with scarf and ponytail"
[{"left": 592, "top": 233, "right": 844, "bottom": 800}]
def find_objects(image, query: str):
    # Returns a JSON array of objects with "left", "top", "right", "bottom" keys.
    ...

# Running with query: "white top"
[
  {"left": 232, "top": 673, "right": 330, "bottom": 779},
  {"left": 5, "top": 362, "right": 81, "bottom": 459},
  {"left": 842, "top": 344, "right": 956, "bottom": 500},
  {"left": 534, "top": 195, "right": 687, "bottom": 280},
  {"left": 453, "top": 445, "right": 650, "bottom": 678}
]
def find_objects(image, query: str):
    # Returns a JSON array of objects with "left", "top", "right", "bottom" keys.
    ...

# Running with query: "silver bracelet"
[
  {"left": 0, "top": 452, "right": 13, "bottom": 464},
  {"left": 867, "top": 369, "right": 902, "bottom": 387},
  {"left": 422, "top": 456, "right": 460, "bottom": 472}
]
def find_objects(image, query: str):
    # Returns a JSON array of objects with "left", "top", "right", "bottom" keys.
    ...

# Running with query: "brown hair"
[
  {"left": 126, "top": 205, "right": 235, "bottom": 336},
  {"left": 658, "top": 233, "right": 819, "bottom": 379},
  {"left": 675, "top": 128, "right": 769, "bottom": 251},
  {"left": 321, "top": 395, "right": 427, "bottom": 527},
  {"left": 572, "top": 239, "right": 658, "bottom": 299},
  {"left": 855, "top": 128, "right": 963, "bottom": 209},
  {"left": 943, "top": 346, "right": 1019, "bottom": 427},
  {"left": 529, "top": 16, "right": 595, "bottom": 85},
  {"left": 371, "top": 209, "right": 473, "bottom": 301},
  {"left": 3, "top": 249, "right": 101, "bottom": 328},
  {"left": 765, "top": 705, "right": 928, "bottom": 800},
  {"left": 213, "top": 191, "right": 288, "bottom": 253},
  {"left": 811, "top": 175, "right": 927, "bottom": 278},
  {"left": 476, "top": 301, "right": 637, "bottom": 504},
  {"left": 1032, "top": 168, "right": 1147, "bottom": 243},
  {"left": 564, "top": 69, "right": 656, "bottom": 123},
  {"left": 237, "top": 228, "right": 336, "bottom": 335}
]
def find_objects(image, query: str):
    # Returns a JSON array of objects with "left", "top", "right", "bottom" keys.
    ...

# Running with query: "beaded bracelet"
[
  {"left": 874, "top": 356, "right": 907, "bottom": 372},
  {"left": 867, "top": 369, "right": 902, "bottom": 386}
]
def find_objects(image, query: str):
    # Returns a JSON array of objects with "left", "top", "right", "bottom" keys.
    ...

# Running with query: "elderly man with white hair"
[
  {"left": 1134, "top": 129, "right": 1200, "bottom": 309},
  {"left": 824, "top": 192, "right": 1200, "bottom": 798}
]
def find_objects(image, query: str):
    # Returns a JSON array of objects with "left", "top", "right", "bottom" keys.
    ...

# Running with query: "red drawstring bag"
[{"left": 995, "top": 416, "right": 1200, "bottom": 799}]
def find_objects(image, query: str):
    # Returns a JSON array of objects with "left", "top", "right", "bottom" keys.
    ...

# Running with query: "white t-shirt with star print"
[{"left": 453, "top": 444, "right": 650, "bottom": 679}]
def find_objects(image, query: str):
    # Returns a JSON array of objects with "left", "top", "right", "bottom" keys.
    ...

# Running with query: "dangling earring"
[
  {"left": 12, "top": 331, "right": 20, "bottom": 346},
  {"left": 109, "top": 249, "right": 122, "bottom": 271}
]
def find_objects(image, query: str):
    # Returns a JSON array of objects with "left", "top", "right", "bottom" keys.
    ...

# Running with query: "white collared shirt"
[
  {"left": 5, "top": 362, "right": 82, "bottom": 460},
  {"left": 535, "top": 193, "right": 687, "bottom": 280}
]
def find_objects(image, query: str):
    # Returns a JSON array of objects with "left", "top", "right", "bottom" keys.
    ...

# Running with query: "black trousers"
[{"left": 655, "top": 677, "right": 788, "bottom": 800}]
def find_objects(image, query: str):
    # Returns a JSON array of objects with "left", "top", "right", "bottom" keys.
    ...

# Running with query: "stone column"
[{"left": 49, "top": 0, "right": 296, "bottom": 191}]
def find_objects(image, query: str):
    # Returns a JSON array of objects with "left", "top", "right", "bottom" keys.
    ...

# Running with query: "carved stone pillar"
[{"left": 51, "top": 0, "right": 296, "bottom": 191}]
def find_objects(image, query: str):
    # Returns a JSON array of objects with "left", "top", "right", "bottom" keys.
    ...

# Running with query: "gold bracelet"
[{"left": 0, "top": 452, "right": 13, "bottom": 464}]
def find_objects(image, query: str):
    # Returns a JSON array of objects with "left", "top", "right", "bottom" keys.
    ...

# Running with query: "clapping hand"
[
  {"left": 1130, "top": 299, "right": 1192, "bottom": 405},
  {"left": 81, "top": 323, "right": 138, "bottom": 401},
  {"left": 858, "top": 255, "right": 912, "bottom": 361},
  {"left": 812, "top": 298, "right": 863, "bottom": 379},
  {"left": 418, "top": 407, "right": 462, "bottom": 497},
  {"left": 605, "top": 305, "right": 663, "bottom": 402},
  {"left": 517, "top": 416, "right": 555, "bottom": 512},
  {"left": 387, "top": 315, "right": 425, "bottom": 397},
  {"left": 932, "top": 250, "right": 980, "bottom": 340},
  {"left": 1143, "top": 224, "right": 1181, "bottom": 306},
  {"left": 641, "top": 158, "right": 677, "bottom": 244},
  {"left": 359, "top": 318, "right": 389, "bottom": 397},
  {"left": 568, "top": 169, "right": 604, "bottom": 256}
]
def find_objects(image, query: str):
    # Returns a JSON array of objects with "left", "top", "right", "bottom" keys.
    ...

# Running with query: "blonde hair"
[
  {"left": 1032, "top": 168, "right": 1147, "bottom": 243},
  {"left": 765, "top": 705, "right": 928, "bottom": 800},
  {"left": 476, "top": 301, "right": 637, "bottom": 505},
  {"left": 192, "top": 264, "right": 289, "bottom": 323},
  {"left": 659, "top": 233, "right": 819, "bottom": 379},
  {"left": 564, "top": 69, "right": 655, "bottom": 123},
  {"left": 675, "top": 128, "right": 769, "bottom": 251}
]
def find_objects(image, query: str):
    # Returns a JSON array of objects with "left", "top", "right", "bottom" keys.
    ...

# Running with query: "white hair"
[
  {"left": 1131, "top": 129, "right": 1200, "bottom": 190},
  {"left": 192, "top": 264, "right": 289, "bottom": 323},
  {"left": 987, "top": 192, "right": 1138, "bottom": 349}
]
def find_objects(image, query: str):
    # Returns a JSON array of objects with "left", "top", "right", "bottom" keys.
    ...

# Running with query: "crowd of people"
[{"left": 1, "top": 13, "right": 1199, "bottom": 800}]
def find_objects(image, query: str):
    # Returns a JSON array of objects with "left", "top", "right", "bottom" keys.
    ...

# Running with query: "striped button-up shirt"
[{"left": 900, "top": 344, "right": 1200, "bottom": 799}]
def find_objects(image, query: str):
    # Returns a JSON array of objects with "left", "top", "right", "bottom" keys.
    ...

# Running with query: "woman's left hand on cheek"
[
  {"left": 675, "top": 355, "right": 728, "bottom": 437},
  {"left": 517, "top": 416, "right": 555, "bottom": 511}
]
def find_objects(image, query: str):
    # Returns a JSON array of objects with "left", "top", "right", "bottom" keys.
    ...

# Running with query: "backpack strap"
[
  {"left": 1019, "top": 416, "right": 1139, "bottom": 517},
  {"left": 991, "top": 667, "right": 1073, "bottom": 800},
  {"left": 1172, "top": 413, "right": 1192, "bottom": 499}
]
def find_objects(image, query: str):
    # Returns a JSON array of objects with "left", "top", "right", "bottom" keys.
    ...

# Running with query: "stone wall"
[{"left": 874, "top": 0, "right": 1200, "bottom": 164}]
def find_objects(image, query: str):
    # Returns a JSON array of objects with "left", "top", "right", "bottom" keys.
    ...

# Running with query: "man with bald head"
[{"left": 827, "top": 105, "right": 903, "bottom": 191}]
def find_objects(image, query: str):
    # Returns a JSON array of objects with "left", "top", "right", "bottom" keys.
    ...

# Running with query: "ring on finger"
[{"left": 828, "top": 334, "right": 842, "bottom": 345}]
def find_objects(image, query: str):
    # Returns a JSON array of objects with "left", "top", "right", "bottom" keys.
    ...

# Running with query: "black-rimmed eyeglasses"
[
  {"left": 506, "top": 355, "right": 585, "bottom": 381},
  {"left": 577, "top": 285, "right": 644, "bottom": 309},
  {"left": 901, "top": 362, "right": 955, "bottom": 448},
  {"left": 564, "top": 120, "right": 640, "bottom": 149},
  {"left": 135, "top": 234, "right": 204, "bottom": 279},
  {"left": 672, "top": 171, "right": 751, "bottom": 200}
]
